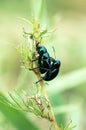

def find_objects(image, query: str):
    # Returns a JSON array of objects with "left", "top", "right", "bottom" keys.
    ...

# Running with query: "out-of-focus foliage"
[{"left": 0, "top": 0, "right": 86, "bottom": 130}]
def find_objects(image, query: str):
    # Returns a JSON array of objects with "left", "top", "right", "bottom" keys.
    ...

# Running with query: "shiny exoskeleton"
[
  {"left": 35, "top": 45, "right": 61, "bottom": 83},
  {"left": 36, "top": 46, "right": 51, "bottom": 74},
  {"left": 42, "top": 58, "right": 61, "bottom": 81}
]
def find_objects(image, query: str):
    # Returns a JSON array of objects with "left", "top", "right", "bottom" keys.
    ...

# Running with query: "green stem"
[{"left": 36, "top": 74, "right": 59, "bottom": 130}]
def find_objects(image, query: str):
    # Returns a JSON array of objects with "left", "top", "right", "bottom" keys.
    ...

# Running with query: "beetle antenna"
[{"left": 52, "top": 46, "right": 56, "bottom": 59}]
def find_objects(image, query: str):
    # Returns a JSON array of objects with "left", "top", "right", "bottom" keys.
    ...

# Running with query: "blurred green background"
[{"left": 0, "top": 0, "right": 86, "bottom": 130}]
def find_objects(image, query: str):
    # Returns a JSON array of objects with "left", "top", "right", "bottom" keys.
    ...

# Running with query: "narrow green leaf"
[
  {"left": 0, "top": 93, "right": 39, "bottom": 130},
  {"left": 47, "top": 68, "right": 86, "bottom": 95},
  {"left": 53, "top": 103, "right": 81, "bottom": 114}
]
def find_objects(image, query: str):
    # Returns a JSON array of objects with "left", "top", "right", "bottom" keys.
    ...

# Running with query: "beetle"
[
  {"left": 36, "top": 58, "right": 61, "bottom": 83},
  {"left": 30, "top": 42, "right": 61, "bottom": 83},
  {"left": 36, "top": 45, "right": 51, "bottom": 74},
  {"left": 43, "top": 58, "right": 60, "bottom": 81}
]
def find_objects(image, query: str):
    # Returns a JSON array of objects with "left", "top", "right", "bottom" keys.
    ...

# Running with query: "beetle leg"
[
  {"left": 31, "top": 58, "right": 38, "bottom": 62},
  {"left": 35, "top": 78, "right": 43, "bottom": 84},
  {"left": 29, "top": 66, "right": 50, "bottom": 71},
  {"left": 29, "top": 67, "right": 39, "bottom": 70}
]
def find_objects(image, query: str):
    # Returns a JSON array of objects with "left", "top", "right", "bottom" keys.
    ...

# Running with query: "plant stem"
[
  {"left": 36, "top": 73, "right": 59, "bottom": 130},
  {"left": 41, "top": 81, "right": 58, "bottom": 130},
  {"left": 29, "top": 20, "right": 59, "bottom": 129}
]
